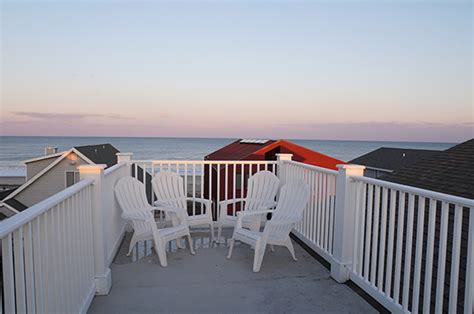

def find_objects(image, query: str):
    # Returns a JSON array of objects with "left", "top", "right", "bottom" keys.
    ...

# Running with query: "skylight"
[{"left": 240, "top": 139, "right": 269, "bottom": 144}]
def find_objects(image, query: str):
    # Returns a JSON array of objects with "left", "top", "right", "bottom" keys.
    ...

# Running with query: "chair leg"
[
  {"left": 187, "top": 235, "right": 195, "bottom": 255},
  {"left": 209, "top": 222, "right": 215, "bottom": 243},
  {"left": 253, "top": 241, "right": 266, "bottom": 272},
  {"left": 127, "top": 235, "right": 137, "bottom": 256},
  {"left": 217, "top": 223, "right": 223, "bottom": 244},
  {"left": 154, "top": 239, "right": 168, "bottom": 267},
  {"left": 176, "top": 236, "right": 185, "bottom": 249},
  {"left": 285, "top": 238, "right": 297, "bottom": 261},
  {"left": 226, "top": 239, "right": 235, "bottom": 259}
]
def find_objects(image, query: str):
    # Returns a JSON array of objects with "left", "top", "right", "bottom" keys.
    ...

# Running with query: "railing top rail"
[
  {"left": 284, "top": 160, "right": 338, "bottom": 176},
  {"left": 0, "top": 179, "right": 94, "bottom": 238},
  {"left": 129, "top": 160, "right": 279, "bottom": 165},
  {"left": 104, "top": 162, "right": 127, "bottom": 176},
  {"left": 351, "top": 175, "right": 474, "bottom": 208}
]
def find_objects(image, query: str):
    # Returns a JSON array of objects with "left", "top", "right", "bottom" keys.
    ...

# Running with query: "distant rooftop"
[
  {"left": 383, "top": 139, "right": 474, "bottom": 199},
  {"left": 74, "top": 143, "right": 119, "bottom": 168},
  {"left": 349, "top": 147, "right": 441, "bottom": 172}
]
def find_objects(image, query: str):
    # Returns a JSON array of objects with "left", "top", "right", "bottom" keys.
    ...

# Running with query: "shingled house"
[
  {"left": 349, "top": 147, "right": 441, "bottom": 178},
  {"left": 0, "top": 144, "right": 120, "bottom": 218}
]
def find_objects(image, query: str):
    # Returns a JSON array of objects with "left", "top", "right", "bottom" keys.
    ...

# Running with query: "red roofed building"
[{"left": 203, "top": 139, "right": 345, "bottom": 215}]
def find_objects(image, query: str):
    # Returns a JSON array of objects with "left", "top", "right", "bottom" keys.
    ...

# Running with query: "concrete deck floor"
[{"left": 89, "top": 228, "right": 377, "bottom": 313}]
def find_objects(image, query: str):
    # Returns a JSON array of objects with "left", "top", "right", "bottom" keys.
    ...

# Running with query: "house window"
[{"left": 65, "top": 171, "right": 80, "bottom": 187}]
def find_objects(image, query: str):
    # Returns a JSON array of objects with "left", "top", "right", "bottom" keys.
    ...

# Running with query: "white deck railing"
[
  {"left": 130, "top": 160, "right": 278, "bottom": 219},
  {"left": 283, "top": 161, "right": 338, "bottom": 261},
  {"left": 349, "top": 175, "right": 474, "bottom": 314},
  {"left": 1, "top": 153, "right": 472, "bottom": 314},
  {"left": 0, "top": 180, "right": 96, "bottom": 313}
]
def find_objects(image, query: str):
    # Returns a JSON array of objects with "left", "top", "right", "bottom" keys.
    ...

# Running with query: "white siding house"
[{"left": 1, "top": 144, "right": 120, "bottom": 214}]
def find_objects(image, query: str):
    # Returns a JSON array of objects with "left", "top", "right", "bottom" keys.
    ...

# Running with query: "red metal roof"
[
  {"left": 204, "top": 139, "right": 276, "bottom": 160},
  {"left": 205, "top": 139, "right": 345, "bottom": 170}
]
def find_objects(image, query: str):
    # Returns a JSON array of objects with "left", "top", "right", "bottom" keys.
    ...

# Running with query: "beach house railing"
[
  {"left": 130, "top": 159, "right": 278, "bottom": 219},
  {"left": 348, "top": 176, "right": 473, "bottom": 314},
  {"left": 0, "top": 180, "right": 96, "bottom": 313},
  {"left": 1, "top": 153, "right": 472, "bottom": 313},
  {"left": 282, "top": 160, "right": 338, "bottom": 261}
]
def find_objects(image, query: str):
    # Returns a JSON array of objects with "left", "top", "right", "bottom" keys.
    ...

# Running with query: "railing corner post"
[
  {"left": 78, "top": 164, "right": 112, "bottom": 295},
  {"left": 331, "top": 164, "right": 365, "bottom": 283},
  {"left": 276, "top": 153, "right": 293, "bottom": 185}
]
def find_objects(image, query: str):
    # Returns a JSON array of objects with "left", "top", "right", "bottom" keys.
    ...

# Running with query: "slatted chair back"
[
  {"left": 244, "top": 170, "right": 280, "bottom": 211},
  {"left": 115, "top": 176, "right": 154, "bottom": 235},
  {"left": 264, "top": 179, "right": 310, "bottom": 241},
  {"left": 152, "top": 172, "right": 188, "bottom": 210}
]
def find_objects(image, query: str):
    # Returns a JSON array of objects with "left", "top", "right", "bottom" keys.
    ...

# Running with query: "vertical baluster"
[
  {"left": 225, "top": 164, "right": 228, "bottom": 214},
  {"left": 370, "top": 186, "right": 381, "bottom": 286},
  {"left": 33, "top": 216, "right": 45, "bottom": 312},
  {"left": 240, "top": 164, "right": 244, "bottom": 211},
  {"left": 363, "top": 184, "right": 374, "bottom": 280},
  {"left": 23, "top": 221, "right": 36, "bottom": 313},
  {"left": 321, "top": 174, "right": 327, "bottom": 250},
  {"left": 208, "top": 163, "right": 213, "bottom": 219},
  {"left": 184, "top": 164, "right": 188, "bottom": 199},
  {"left": 309, "top": 170, "right": 315, "bottom": 243},
  {"left": 193, "top": 163, "right": 196, "bottom": 215},
  {"left": 72, "top": 196, "right": 82, "bottom": 309},
  {"left": 217, "top": 164, "right": 221, "bottom": 216},
  {"left": 151, "top": 163, "right": 155, "bottom": 204},
  {"left": 352, "top": 181, "right": 363, "bottom": 275},
  {"left": 422, "top": 199, "right": 437, "bottom": 313},
  {"left": 2, "top": 233, "right": 15, "bottom": 313},
  {"left": 232, "top": 164, "right": 236, "bottom": 215},
  {"left": 385, "top": 189, "right": 397, "bottom": 298},
  {"left": 402, "top": 194, "right": 416, "bottom": 310},
  {"left": 448, "top": 205, "right": 463, "bottom": 313},
  {"left": 357, "top": 183, "right": 367, "bottom": 275},
  {"left": 13, "top": 227, "right": 26, "bottom": 312},
  {"left": 63, "top": 199, "right": 72, "bottom": 313},
  {"left": 435, "top": 202, "right": 449, "bottom": 313},
  {"left": 316, "top": 172, "right": 321, "bottom": 247},
  {"left": 464, "top": 207, "right": 473, "bottom": 314},
  {"left": 328, "top": 175, "right": 335, "bottom": 254},
  {"left": 377, "top": 187, "right": 388, "bottom": 290},
  {"left": 412, "top": 197, "right": 426, "bottom": 312},
  {"left": 393, "top": 192, "right": 406, "bottom": 303}
]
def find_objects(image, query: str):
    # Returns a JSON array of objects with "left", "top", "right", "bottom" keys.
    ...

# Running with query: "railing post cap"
[
  {"left": 276, "top": 153, "right": 293, "bottom": 160},
  {"left": 116, "top": 152, "right": 133, "bottom": 157},
  {"left": 78, "top": 164, "right": 107, "bottom": 173},
  {"left": 336, "top": 164, "right": 365, "bottom": 170}
]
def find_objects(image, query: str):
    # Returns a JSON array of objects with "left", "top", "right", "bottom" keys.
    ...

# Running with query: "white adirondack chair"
[
  {"left": 115, "top": 176, "right": 195, "bottom": 267},
  {"left": 151, "top": 172, "right": 215, "bottom": 241},
  {"left": 217, "top": 170, "right": 279, "bottom": 242},
  {"left": 227, "top": 179, "right": 310, "bottom": 272}
]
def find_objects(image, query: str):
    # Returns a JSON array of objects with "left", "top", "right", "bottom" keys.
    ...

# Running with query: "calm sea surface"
[{"left": 0, "top": 136, "right": 455, "bottom": 176}]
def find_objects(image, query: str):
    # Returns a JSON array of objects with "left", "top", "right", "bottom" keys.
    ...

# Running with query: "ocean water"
[{"left": 0, "top": 136, "right": 455, "bottom": 176}]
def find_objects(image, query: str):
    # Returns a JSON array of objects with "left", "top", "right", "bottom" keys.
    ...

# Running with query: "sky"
[{"left": 0, "top": 0, "right": 472, "bottom": 142}]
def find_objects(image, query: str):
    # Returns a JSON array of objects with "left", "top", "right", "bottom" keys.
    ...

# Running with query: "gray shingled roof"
[
  {"left": 382, "top": 139, "right": 474, "bottom": 199},
  {"left": 349, "top": 147, "right": 441, "bottom": 172},
  {"left": 74, "top": 143, "right": 119, "bottom": 169}
]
